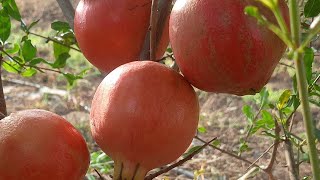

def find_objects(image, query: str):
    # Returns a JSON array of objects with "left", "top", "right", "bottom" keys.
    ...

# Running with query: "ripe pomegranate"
[
  {"left": 0, "top": 109, "right": 90, "bottom": 180},
  {"left": 74, "top": 0, "right": 169, "bottom": 73},
  {"left": 90, "top": 61, "right": 199, "bottom": 179},
  {"left": 169, "top": 0, "right": 289, "bottom": 95}
]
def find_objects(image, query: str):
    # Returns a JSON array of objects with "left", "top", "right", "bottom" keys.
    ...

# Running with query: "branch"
[
  {"left": 0, "top": 52, "right": 7, "bottom": 118},
  {"left": 194, "top": 136, "right": 261, "bottom": 169},
  {"left": 55, "top": 0, "right": 75, "bottom": 30},
  {"left": 145, "top": 137, "right": 217, "bottom": 180},
  {"left": 140, "top": 0, "right": 172, "bottom": 60}
]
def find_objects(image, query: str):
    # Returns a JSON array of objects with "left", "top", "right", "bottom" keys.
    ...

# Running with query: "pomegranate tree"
[{"left": 90, "top": 61, "right": 199, "bottom": 179}]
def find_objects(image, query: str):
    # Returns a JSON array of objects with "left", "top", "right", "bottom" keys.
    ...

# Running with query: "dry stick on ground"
[
  {"left": 0, "top": 52, "right": 7, "bottom": 117},
  {"left": 55, "top": 0, "right": 75, "bottom": 29},
  {"left": 145, "top": 137, "right": 217, "bottom": 180}
]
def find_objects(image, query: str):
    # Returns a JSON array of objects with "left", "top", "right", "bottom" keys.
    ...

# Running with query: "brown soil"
[{"left": 4, "top": 0, "right": 320, "bottom": 179}]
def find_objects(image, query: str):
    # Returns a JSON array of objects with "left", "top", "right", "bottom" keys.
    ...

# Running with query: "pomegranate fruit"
[
  {"left": 0, "top": 109, "right": 90, "bottom": 180},
  {"left": 169, "top": 0, "right": 289, "bottom": 95},
  {"left": 74, "top": 0, "right": 169, "bottom": 73},
  {"left": 90, "top": 61, "right": 199, "bottom": 179}
]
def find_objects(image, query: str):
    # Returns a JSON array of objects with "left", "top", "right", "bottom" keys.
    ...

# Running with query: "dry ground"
[{"left": 3, "top": 0, "right": 320, "bottom": 179}]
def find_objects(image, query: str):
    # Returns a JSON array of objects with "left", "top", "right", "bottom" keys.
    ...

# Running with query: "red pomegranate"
[
  {"left": 74, "top": 0, "right": 169, "bottom": 73},
  {"left": 90, "top": 61, "right": 199, "bottom": 179},
  {"left": 169, "top": 0, "right": 289, "bottom": 95},
  {"left": 0, "top": 109, "right": 90, "bottom": 180}
]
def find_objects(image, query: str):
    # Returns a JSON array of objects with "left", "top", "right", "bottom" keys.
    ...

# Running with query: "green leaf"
[
  {"left": 51, "top": 21, "right": 71, "bottom": 32},
  {"left": 2, "top": 61, "right": 21, "bottom": 73},
  {"left": 251, "top": 110, "right": 275, "bottom": 134},
  {"left": 259, "top": 87, "right": 269, "bottom": 108},
  {"left": 183, "top": 146, "right": 202, "bottom": 158},
  {"left": 243, "top": 105, "right": 254, "bottom": 124},
  {"left": 63, "top": 73, "right": 82, "bottom": 87},
  {"left": 22, "top": 40, "right": 37, "bottom": 62},
  {"left": 0, "top": 9, "right": 11, "bottom": 43},
  {"left": 277, "top": 90, "right": 292, "bottom": 110},
  {"left": 26, "top": 19, "right": 40, "bottom": 32},
  {"left": 304, "top": 0, "right": 320, "bottom": 18},
  {"left": 303, "top": 47, "right": 314, "bottom": 84},
  {"left": 52, "top": 53, "right": 70, "bottom": 68},
  {"left": 211, "top": 139, "right": 221, "bottom": 147},
  {"left": 29, "top": 58, "right": 45, "bottom": 66},
  {"left": 198, "top": 126, "right": 207, "bottom": 133},
  {"left": 5, "top": 43, "right": 20, "bottom": 54},
  {"left": 2, "top": 0, "right": 22, "bottom": 21},
  {"left": 166, "top": 47, "right": 173, "bottom": 53},
  {"left": 21, "top": 68, "right": 37, "bottom": 77},
  {"left": 244, "top": 6, "right": 260, "bottom": 17},
  {"left": 53, "top": 41, "right": 70, "bottom": 59}
]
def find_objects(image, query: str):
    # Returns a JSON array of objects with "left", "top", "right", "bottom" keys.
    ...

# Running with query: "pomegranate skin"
[
  {"left": 74, "top": 0, "right": 169, "bottom": 73},
  {"left": 0, "top": 109, "right": 90, "bottom": 180},
  {"left": 169, "top": 0, "right": 289, "bottom": 95},
  {"left": 90, "top": 61, "right": 199, "bottom": 171}
]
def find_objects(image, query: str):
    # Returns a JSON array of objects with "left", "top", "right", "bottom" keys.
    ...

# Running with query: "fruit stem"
[
  {"left": 289, "top": 1, "right": 320, "bottom": 180},
  {"left": 0, "top": 53, "right": 7, "bottom": 119},
  {"left": 113, "top": 159, "right": 148, "bottom": 180}
]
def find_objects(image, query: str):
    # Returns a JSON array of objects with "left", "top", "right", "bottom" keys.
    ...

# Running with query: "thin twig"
[
  {"left": 145, "top": 137, "right": 217, "bottom": 180},
  {"left": 94, "top": 169, "right": 105, "bottom": 180},
  {"left": 194, "top": 136, "right": 261, "bottom": 169},
  {"left": 29, "top": 32, "right": 81, "bottom": 52},
  {"left": 245, "top": 143, "right": 275, "bottom": 172},
  {"left": 279, "top": 62, "right": 295, "bottom": 69}
]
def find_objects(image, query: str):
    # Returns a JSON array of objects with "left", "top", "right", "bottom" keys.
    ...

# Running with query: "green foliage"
[
  {"left": 304, "top": 0, "right": 320, "bottom": 18},
  {"left": 0, "top": 0, "right": 90, "bottom": 88}
]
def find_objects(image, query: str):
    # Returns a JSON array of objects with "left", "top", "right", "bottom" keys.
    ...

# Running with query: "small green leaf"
[
  {"left": 22, "top": 40, "right": 37, "bottom": 61},
  {"left": 304, "top": 0, "right": 320, "bottom": 18},
  {"left": 183, "top": 146, "right": 202, "bottom": 158},
  {"left": 52, "top": 53, "right": 70, "bottom": 68},
  {"left": 2, "top": 61, "right": 21, "bottom": 73},
  {"left": 243, "top": 105, "right": 254, "bottom": 124},
  {"left": 2, "top": 0, "right": 22, "bottom": 21},
  {"left": 51, "top": 21, "right": 71, "bottom": 32},
  {"left": 29, "top": 58, "right": 45, "bottom": 66},
  {"left": 53, "top": 42, "right": 70, "bottom": 60},
  {"left": 198, "top": 126, "right": 207, "bottom": 133},
  {"left": 211, "top": 139, "right": 221, "bottom": 147},
  {"left": 26, "top": 19, "right": 40, "bottom": 32},
  {"left": 166, "top": 48, "right": 173, "bottom": 53},
  {"left": 5, "top": 43, "right": 20, "bottom": 54},
  {"left": 277, "top": 90, "right": 292, "bottom": 110},
  {"left": 245, "top": 6, "right": 259, "bottom": 17},
  {"left": 0, "top": 9, "right": 11, "bottom": 43},
  {"left": 63, "top": 73, "right": 82, "bottom": 87},
  {"left": 21, "top": 68, "right": 37, "bottom": 77}
]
